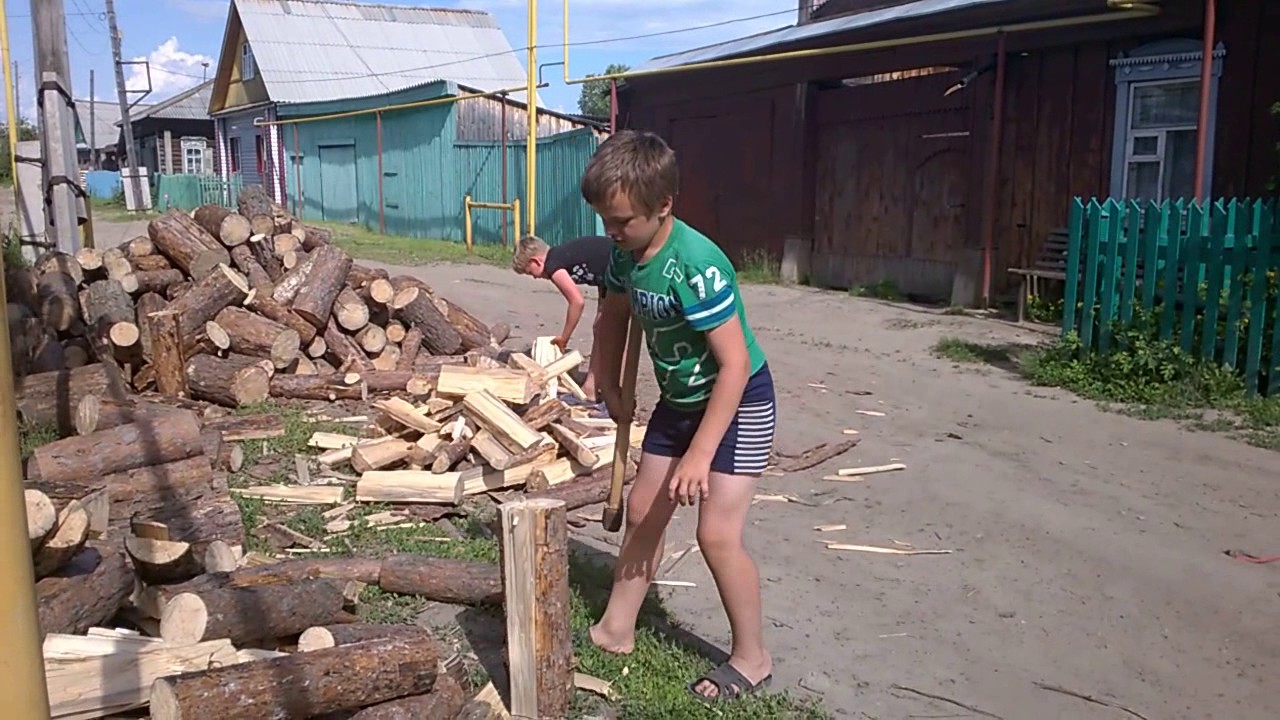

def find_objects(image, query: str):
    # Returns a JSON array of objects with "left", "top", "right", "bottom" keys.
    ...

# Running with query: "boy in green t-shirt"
[{"left": 581, "top": 130, "right": 775, "bottom": 703}]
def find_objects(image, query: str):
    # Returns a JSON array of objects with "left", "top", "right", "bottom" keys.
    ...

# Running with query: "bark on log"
[
  {"left": 130, "top": 254, "right": 174, "bottom": 273},
  {"left": 145, "top": 309, "right": 188, "bottom": 397},
  {"left": 247, "top": 235, "right": 284, "bottom": 282},
  {"left": 243, "top": 288, "right": 317, "bottom": 343},
  {"left": 490, "top": 321, "right": 512, "bottom": 346},
  {"left": 521, "top": 462, "right": 637, "bottom": 512},
  {"left": 395, "top": 327, "right": 423, "bottom": 371},
  {"left": 203, "top": 413, "right": 287, "bottom": 442},
  {"left": 378, "top": 554, "right": 502, "bottom": 605},
  {"left": 300, "top": 224, "right": 334, "bottom": 251},
  {"left": 149, "top": 634, "right": 439, "bottom": 720},
  {"left": 297, "top": 622, "right": 430, "bottom": 652},
  {"left": 269, "top": 369, "right": 437, "bottom": 401},
  {"left": 166, "top": 264, "right": 251, "bottom": 339},
  {"left": 346, "top": 264, "right": 387, "bottom": 290},
  {"left": 392, "top": 287, "right": 462, "bottom": 355},
  {"left": 271, "top": 249, "right": 317, "bottom": 305},
  {"left": 126, "top": 536, "right": 204, "bottom": 585},
  {"left": 193, "top": 204, "right": 252, "bottom": 247},
  {"left": 37, "top": 270, "right": 81, "bottom": 332},
  {"left": 439, "top": 296, "right": 493, "bottom": 350},
  {"left": 185, "top": 354, "right": 272, "bottom": 407},
  {"left": 74, "top": 395, "right": 189, "bottom": 435},
  {"left": 520, "top": 398, "right": 569, "bottom": 430},
  {"left": 125, "top": 235, "right": 156, "bottom": 257},
  {"left": 148, "top": 209, "right": 231, "bottom": 278},
  {"left": 31, "top": 455, "right": 245, "bottom": 549},
  {"left": 6, "top": 267, "right": 40, "bottom": 313},
  {"left": 159, "top": 577, "right": 348, "bottom": 645},
  {"left": 500, "top": 499, "right": 573, "bottom": 719},
  {"left": 166, "top": 281, "right": 192, "bottom": 300},
  {"left": 33, "top": 500, "right": 90, "bottom": 578},
  {"left": 228, "top": 244, "right": 273, "bottom": 292},
  {"left": 35, "top": 544, "right": 134, "bottom": 639},
  {"left": 214, "top": 305, "right": 300, "bottom": 369},
  {"left": 135, "top": 291, "right": 168, "bottom": 357},
  {"left": 81, "top": 279, "right": 135, "bottom": 330},
  {"left": 292, "top": 244, "right": 353, "bottom": 329},
  {"left": 236, "top": 184, "right": 276, "bottom": 238},
  {"left": 323, "top": 318, "right": 372, "bottom": 372},
  {"left": 346, "top": 675, "right": 466, "bottom": 720},
  {"left": 14, "top": 363, "right": 130, "bottom": 432},
  {"left": 131, "top": 269, "right": 185, "bottom": 295},
  {"left": 27, "top": 410, "right": 204, "bottom": 486}
]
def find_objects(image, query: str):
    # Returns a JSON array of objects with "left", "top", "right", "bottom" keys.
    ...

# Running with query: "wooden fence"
[
  {"left": 1062, "top": 198, "right": 1279, "bottom": 396},
  {"left": 154, "top": 174, "right": 244, "bottom": 211}
]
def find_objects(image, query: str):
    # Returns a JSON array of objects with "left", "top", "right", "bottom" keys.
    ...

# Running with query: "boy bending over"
[
  {"left": 512, "top": 233, "right": 614, "bottom": 399},
  {"left": 583, "top": 129, "right": 776, "bottom": 702}
]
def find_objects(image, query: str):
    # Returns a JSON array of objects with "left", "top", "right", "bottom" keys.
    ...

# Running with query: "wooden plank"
[
  {"left": 1200, "top": 202, "right": 1227, "bottom": 362},
  {"left": 499, "top": 499, "right": 572, "bottom": 719},
  {"left": 436, "top": 366, "right": 535, "bottom": 405},
  {"left": 462, "top": 390, "right": 542, "bottom": 453},
  {"left": 1139, "top": 199, "right": 1164, "bottom": 314},
  {"left": 1222, "top": 202, "right": 1250, "bottom": 369},
  {"left": 374, "top": 397, "right": 442, "bottom": 434},
  {"left": 1078, "top": 200, "right": 1104, "bottom": 351},
  {"left": 231, "top": 485, "right": 344, "bottom": 505},
  {"left": 1159, "top": 201, "right": 1184, "bottom": 339},
  {"left": 355, "top": 470, "right": 472, "bottom": 505},
  {"left": 1179, "top": 204, "right": 1205, "bottom": 354},
  {"left": 1097, "top": 200, "right": 1122, "bottom": 354},
  {"left": 1117, "top": 201, "right": 1141, "bottom": 328}
]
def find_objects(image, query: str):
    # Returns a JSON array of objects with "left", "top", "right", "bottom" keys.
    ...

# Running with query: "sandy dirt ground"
[{"left": 46, "top": 207, "right": 1280, "bottom": 718}]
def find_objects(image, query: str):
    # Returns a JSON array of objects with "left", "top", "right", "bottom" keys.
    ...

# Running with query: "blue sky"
[{"left": 4, "top": 0, "right": 796, "bottom": 121}]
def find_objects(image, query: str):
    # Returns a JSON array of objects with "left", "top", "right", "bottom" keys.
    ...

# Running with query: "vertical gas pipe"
[
  {"left": 981, "top": 31, "right": 1007, "bottom": 309},
  {"left": 610, "top": 79, "right": 617, "bottom": 133},
  {"left": 1193, "top": 0, "right": 1215, "bottom": 202},
  {"left": 501, "top": 92, "right": 509, "bottom": 247},
  {"left": 526, "top": 0, "right": 538, "bottom": 236},
  {"left": 377, "top": 111, "right": 385, "bottom": 235}
]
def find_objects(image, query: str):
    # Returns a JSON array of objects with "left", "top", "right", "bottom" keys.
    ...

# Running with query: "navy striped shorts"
[{"left": 641, "top": 363, "right": 777, "bottom": 475}]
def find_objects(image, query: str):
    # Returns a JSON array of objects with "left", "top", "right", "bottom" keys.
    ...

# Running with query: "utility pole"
[
  {"left": 104, "top": 0, "right": 144, "bottom": 210},
  {"left": 31, "top": 0, "right": 81, "bottom": 253},
  {"left": 89, "top": 70, "right": 96, "bottom": 170}
]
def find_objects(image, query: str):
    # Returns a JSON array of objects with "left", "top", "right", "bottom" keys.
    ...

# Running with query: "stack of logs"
[{"left": 6, "top": 184, "right": 511, "bottom": 407}]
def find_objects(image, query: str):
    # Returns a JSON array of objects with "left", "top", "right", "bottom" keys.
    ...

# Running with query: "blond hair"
[
  {"left": 512, "top": 234, "right": 550, "bottom": 273},
  {"left": 580, "top": 130, "right": 678, "bottom": 216}
]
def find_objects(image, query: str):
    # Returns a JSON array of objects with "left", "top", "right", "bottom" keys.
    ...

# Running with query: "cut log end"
[{"left": 158, "top": 592, "right": 209, "bottom": 646}]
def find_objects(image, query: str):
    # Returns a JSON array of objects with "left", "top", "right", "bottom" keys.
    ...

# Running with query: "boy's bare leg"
[
  {"left": 589, "top": 452, "right": 679, "bottom": 653},
  {"left": 691, "top": 471, "right": 771, "bottom": 697},
  {"left": 582, "top": 308, "right": 604, "bottom": 400}
]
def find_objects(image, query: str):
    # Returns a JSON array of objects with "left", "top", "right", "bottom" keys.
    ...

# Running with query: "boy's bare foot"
[
  {"left": 587, "top": 623, "right": 634, "bottom": 655},
  {"left": 690, "top": 652, "right": 773, "bottom": 700}
]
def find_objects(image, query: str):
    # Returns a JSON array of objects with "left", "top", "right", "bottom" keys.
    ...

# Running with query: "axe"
[{"left": 602, "top": 314, "right": 643, "bottom": 533}]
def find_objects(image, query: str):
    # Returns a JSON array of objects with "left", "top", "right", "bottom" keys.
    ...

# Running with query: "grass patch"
[
  {"left": 848, "top": 279, "right": 902, "bottom": 301},
  {"left": 314, "top": 221, "right": 512, "bottom": 268},
  {"left": 91, "top": 198, "right": 161, "bottom": 224},
  {"left": 736, "top": 249, "right": 782, "bottom": 285},
  {"left": 932, "top": 337, "right": 1016, "bottom": 365},
  {"left": 19, "top": 423, "right": 58, "bottom": 459}
]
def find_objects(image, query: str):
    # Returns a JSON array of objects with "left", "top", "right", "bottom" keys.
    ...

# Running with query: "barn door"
[{"left": 318, "top": 143, "right": 358, "bottom": 224}]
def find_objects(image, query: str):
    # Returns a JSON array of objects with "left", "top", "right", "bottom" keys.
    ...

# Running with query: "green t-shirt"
[{"left": 603, "top": 218, "right": 767, "bottom": 410}]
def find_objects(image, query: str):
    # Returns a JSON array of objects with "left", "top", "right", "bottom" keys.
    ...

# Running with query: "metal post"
[
  {"left": 104, "top": 0, "right": 144, "bottom": 211},
  {"left": 1193, "top": 0, "right": 1215, "bottom": 202},
  {"left": 376, "top": 112, "right": 385, "bottom": 234},
  {"left": 89, "top": 70, "right": 95, "bottom": 170},
  {"left": 31, "top": 0, "right": 81, "bottom": 253},
  {"left": 525, "top": 0, "right": 537, "bottom": 236},
  {"left": 501, "top": 92, "right": 508, "bottom": 248}
]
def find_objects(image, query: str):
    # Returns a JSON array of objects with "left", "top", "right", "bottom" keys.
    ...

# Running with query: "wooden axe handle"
[{"left": 603, "top": 314, "right": 643, "bottom": 532}]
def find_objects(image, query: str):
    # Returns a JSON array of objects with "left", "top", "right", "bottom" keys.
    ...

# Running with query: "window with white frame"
[
  {"left": 182, "top": 138, "right": 207, "bottom": 175},
  {"left": 1109, "top": 39, "right": 1225, "bottom": 202},
  {"left": 241, "top": 42, "right": 257, "bottom": 81}
]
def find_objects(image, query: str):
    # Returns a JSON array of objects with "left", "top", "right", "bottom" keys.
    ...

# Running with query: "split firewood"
[
  {"left": 462, "top": 389, "right": 543, "bottom": 452},
  {"left": 351, "top": 437, "right": 418, "bottom": 473},
  {"left": 438, "top": 366, "right": 536, "bottom": 404},
  {"left": 149, "top": 633, "right": 439, "bottom": 720},
  {"left": 355, "top": 470, "right": 466, "bottom": 504},
  {"left": 203, "top": 413, "right": 287, "bottom": 441},
  {"left": 232, "top": 485, "right": 345, "bottom": 504},
  {"left": 26, "top": 489, "right": 57, "bottom": 551},
  {"left": 33, "top": 499, "right": 90, "bottom": 578},
  {"left": 549, "top": 422, "right": 599, "bottom": 467},
  {"left": 270, "top": 249, "right": 317, "bottom": 305}
]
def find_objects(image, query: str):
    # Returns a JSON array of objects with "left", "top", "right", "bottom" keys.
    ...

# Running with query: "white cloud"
[{"left": 126, "top": 38, "right": 215, "bottom": 100}]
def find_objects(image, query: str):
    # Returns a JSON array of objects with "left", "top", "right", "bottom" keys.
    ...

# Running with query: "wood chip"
[
  {"left": 231, "top": 485, "right": 345, "bottom": 505},
  {"left": 574, "top": 672, "right": 619, "bottom": 702},
  {"left": 856, "top": 410, "right": 886, "bottom": 417},
  {"left": 824, "top": 463, "right": 907, "bottom": 481},
  {"left": 824, "top": 543, "right": 952, "bottom": 556},
  {"left": 842, "top": 428, "right": 860, "bottom": 435},
  {"left": 814, "top": 523, "right": 847, "bottom": 532},
  {"left": 652, "top": 580, "right": 696, "bottom": 587},
  {"left": 778, "top": 439, "right": 860, "bottom": 472}
]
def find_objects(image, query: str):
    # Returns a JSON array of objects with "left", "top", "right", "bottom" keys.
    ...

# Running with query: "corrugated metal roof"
[
  {"left": 128, "top": 80, "right": 215, "bottom": 121},
  {"left": 74, "top": 98, "right": 153, "bottom": 150},
  {"left": 235, "top": 0, "right": 535, "bottom": 105},
  {"left": 639, "top": 0, "right": 1008, "bottom": 70}
]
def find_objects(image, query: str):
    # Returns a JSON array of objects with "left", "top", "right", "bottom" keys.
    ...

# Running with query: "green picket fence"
[
  {"left": 154, "top": 174, "right": 244, "bottom": 211},
  {"left": 1062, "top": 197, "right": 1280, "bottom": 396}
]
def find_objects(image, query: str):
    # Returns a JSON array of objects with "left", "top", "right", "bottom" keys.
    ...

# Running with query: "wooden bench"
[{"left": 1008, "top": 228, "right": 1069, "bottom": 323}]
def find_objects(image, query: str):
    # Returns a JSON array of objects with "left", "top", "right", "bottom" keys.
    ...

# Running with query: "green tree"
[
  {"left": 577, "top": 63, "right": 629, "bottom": 118},
  {"left": 0, "top": 119, "right": 40, "bottom": 186}
]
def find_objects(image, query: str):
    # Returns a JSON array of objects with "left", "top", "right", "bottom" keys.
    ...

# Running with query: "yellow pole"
[
  {"left": 464, "top": 195, "right": 473, "bottom": 253},
  {"left": 513, "top": 197, "right": 521, "bottom": 246},
  {"left": 526, "top": 0, "right": 537, "bottom": 236},
  {"left": 0, "top": 1, "right": 22, "bottom": 231},
  {"left": 0, "top": 269, "right": 51, "bottom": 720}
]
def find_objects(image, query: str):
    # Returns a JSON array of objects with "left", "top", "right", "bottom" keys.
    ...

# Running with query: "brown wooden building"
[{"left": 618, "top": 0, "right": 1280, "bottom": 305}]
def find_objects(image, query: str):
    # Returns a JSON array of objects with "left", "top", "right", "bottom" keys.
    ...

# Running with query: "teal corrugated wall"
[{"left": 288, "top": 105, "right": 600, "bottom": 246}]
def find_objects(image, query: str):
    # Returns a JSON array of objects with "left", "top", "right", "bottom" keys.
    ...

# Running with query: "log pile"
[{"left": 7, "top": 184, "right": 512, "bottom": 409}]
